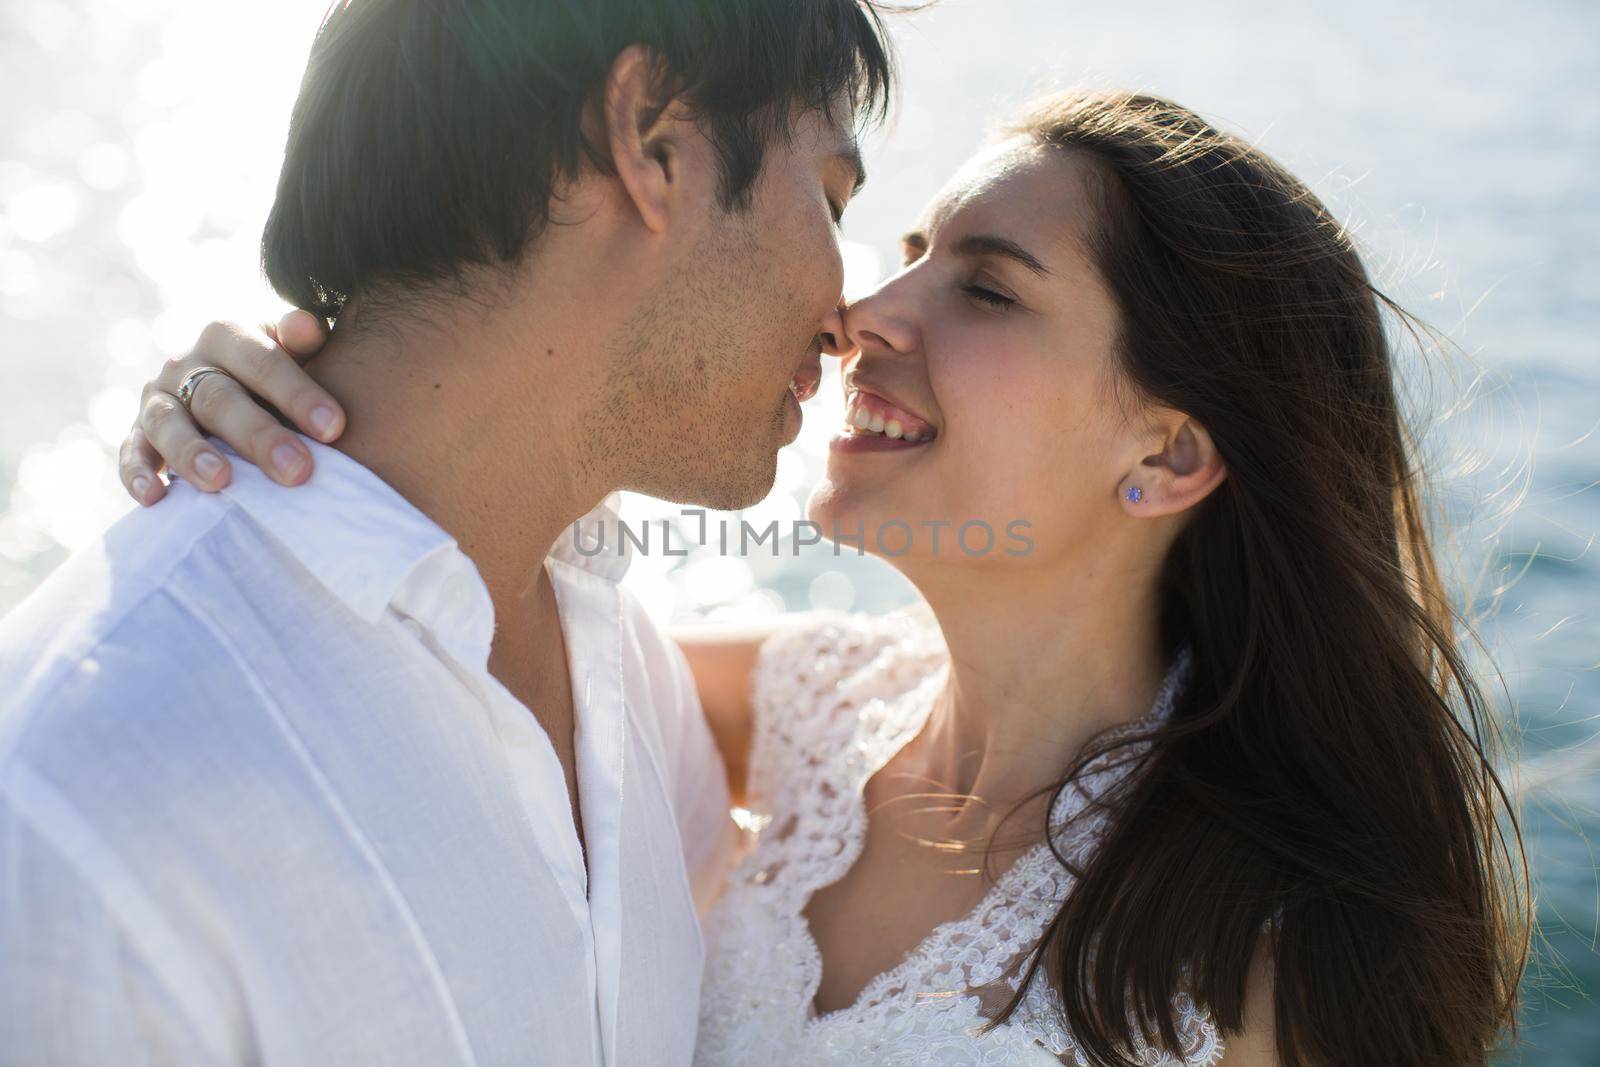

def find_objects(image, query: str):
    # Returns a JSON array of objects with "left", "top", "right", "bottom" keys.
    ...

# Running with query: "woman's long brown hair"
[{"left": 989, "top": 92, "right": 1529, "bottom": 1066}]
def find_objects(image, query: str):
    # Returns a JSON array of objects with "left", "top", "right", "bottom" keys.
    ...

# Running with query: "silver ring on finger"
[{"left": 175, "top": 366, "right": 237, "bottom": 413}]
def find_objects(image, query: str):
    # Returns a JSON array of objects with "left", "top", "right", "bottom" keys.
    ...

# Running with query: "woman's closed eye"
[{"left": 962, "top": 282, "right": 1016, "bottom": 310}]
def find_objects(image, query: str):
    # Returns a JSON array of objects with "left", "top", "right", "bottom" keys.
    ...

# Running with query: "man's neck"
[{"left": 300, "top": 301, "right": 610, "bottom": 649}]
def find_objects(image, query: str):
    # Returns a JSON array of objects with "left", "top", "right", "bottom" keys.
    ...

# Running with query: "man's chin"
[
  {"left": 650, "top": 414, "right": 788, "bottom": 512},
  {"left": 693, "top": 450, "right": 780, "bottom": 513}
]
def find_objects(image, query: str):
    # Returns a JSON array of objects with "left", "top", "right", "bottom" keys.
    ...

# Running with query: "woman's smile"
[
  {"left": 827, "top": 380, "right": 940, "bottom": 455},
  {"left": 827, "top": 426, "right": 930, "bottom": 454},
  {"left": 843, "top": 387, "right": 937, "bottom": 442}
]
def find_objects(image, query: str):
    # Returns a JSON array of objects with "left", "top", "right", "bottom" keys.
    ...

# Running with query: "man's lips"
[{"left": 788, "top": 354, "right": 822, "bottom": 403}]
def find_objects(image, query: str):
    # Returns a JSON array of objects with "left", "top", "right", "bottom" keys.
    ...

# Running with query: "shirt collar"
[
  {"left": 210, "top": 434, "right": 457, "bottom": 626},
  {"left": 206, "top": 433, "right": 629, "bottom": 628},
  {"left": 549, "top": 491, "right": 632, "bottom": 584}
]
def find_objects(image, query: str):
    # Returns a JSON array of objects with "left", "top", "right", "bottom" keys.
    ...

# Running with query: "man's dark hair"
[{"left": 261, "top": 0, "right": 898, "bottom": 317}]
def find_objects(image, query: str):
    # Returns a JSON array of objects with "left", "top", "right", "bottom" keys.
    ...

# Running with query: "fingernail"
[
  {"left": 195, "top": 452, "right": 225, "bottom": 484},
  {"left": 132, "top": 475, "right": 152, "bottom": 500},
  {"left": 272, "top": 443, "right": 307, "bottom": 479},
  {"left": 310, "top": 405, "right": 338, "bottom": 439}
]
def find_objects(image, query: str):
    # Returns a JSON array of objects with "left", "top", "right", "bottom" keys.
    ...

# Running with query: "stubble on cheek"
[{"left": 690, "top": 185, "right": 837, "bottom": 495}]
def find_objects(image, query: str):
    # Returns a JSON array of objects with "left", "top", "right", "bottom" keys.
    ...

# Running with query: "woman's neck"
[{"left": 903, "top": 554, "right": 1172, "bottom": 832}]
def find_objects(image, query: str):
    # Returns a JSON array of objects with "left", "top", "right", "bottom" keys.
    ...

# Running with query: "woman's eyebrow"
[
  {"left": 953, "top": 234, "right": 1050, "bottom": 276},
  {"left": 898, "top": 231, "right": 1051, "bottom": 277}
]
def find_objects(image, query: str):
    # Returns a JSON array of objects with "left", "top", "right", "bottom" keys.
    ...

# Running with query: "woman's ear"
[
  {"left": 1118, "top": 416, "right": 1228, "bottom": 517},
  {"left": 598, "top": 44, "right": 695, "bottom": 235}
]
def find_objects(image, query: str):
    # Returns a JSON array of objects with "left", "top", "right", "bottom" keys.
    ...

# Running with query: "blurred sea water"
[{"left": 2, "top": 0, "right": 1596, "bottom": 1060}]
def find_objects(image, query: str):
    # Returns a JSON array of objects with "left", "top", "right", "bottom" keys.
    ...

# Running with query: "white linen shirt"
[{"left": 0, "top": 435, "right": 736, "bottom": 1067}]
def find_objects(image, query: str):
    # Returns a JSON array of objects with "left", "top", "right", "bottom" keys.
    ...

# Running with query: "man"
[{"left": 0, "top": 1, "right": 892, "bottom": 1063}]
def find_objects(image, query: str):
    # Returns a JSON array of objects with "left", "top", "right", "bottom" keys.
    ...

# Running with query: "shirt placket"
[
  {"left": 549, "top": 560, "right": 626, "bottom": 1067},
  {"left": 392, "top": 554, "right": 613, "bottom": 1065}
]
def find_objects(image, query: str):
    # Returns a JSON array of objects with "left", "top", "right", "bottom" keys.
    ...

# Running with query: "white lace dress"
[{"left": 696, "top": 608, "right": 1223, "bottom": 1066}]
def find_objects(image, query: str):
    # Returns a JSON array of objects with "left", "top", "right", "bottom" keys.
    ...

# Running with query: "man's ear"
[
  {"left": 1118, "top": 415, "right": 1228, "bottom": 517},
  {"left": 599, "top": 44, "right": 700, "bottom": 235}
]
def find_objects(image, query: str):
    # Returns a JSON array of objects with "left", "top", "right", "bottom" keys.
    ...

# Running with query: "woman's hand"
[{"left": 120, "top": 310, "right": 345, "bottom": 506}]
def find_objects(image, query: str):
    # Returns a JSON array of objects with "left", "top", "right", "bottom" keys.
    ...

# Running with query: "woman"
[{"left": 119, "top": 91, "right": 1526, "bottom": 1064}]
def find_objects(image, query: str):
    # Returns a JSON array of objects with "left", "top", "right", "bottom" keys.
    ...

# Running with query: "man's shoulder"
[
  {"left": 0, "top": 488, "right": 312, "bottom": 787},
  {"left": 0, "top": 499, "right": 347, "bottom": 880},
  {"left": 0, "top": 490, "right": 234, "bottom": 707}
]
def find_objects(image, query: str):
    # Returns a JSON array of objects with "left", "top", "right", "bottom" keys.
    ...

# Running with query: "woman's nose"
[
  {"left": 820, "top": 301, "right": 852, "bottom": 358},
  {"left": 841, "top": 287, "right": 917, "bottom": 358}
]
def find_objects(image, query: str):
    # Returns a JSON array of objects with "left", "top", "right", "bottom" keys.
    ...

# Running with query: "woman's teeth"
[{"left": 845, "top": 402, "right": 928, "bottom": 442}]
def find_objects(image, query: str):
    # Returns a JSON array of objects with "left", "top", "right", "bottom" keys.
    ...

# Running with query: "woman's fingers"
[
  {"left": 117, "top": 317, "right": 346, "bottom": 504},
  {"left": 118, "top": 426, "right": 169, "bottom": 507},
  {"left": 273, "top": 309, "right": 330, "bottom": 360},
  {"left": 271, "top": 313, "right": 342, "bottom": 438},
  {"left": 152, "top": 363, "right": 322, "bottom": 490},
  {"left": 179, "top": 319, "right": 344, "bottom": 444},
  {"left": 115, "top": 315, "right": 342, "bottom": 505},
  {"left": 136, "top": 385, "right": 234, "bottom": 493}
]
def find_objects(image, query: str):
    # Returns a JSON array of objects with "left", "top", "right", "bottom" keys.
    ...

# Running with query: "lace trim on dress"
[{"left": 698, "top": 608, "right": 1222, "bottom": 1066}]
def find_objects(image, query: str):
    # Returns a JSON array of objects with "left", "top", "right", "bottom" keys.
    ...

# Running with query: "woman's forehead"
[{"left": 911, "top": 139, "right": 1103, "bottom": 264}]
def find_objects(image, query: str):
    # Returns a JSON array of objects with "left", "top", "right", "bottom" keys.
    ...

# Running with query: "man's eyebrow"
[
  {"left": 832, "top": 140, "right": 867, "bottom": 194},
  {"left": 899, "top": 231, "right": 1051, "bottom": 277}
]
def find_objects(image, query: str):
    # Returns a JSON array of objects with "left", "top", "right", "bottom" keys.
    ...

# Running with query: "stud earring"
[{"left": 1126, "top": 486, "right": 1143, "bottom": 503}]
